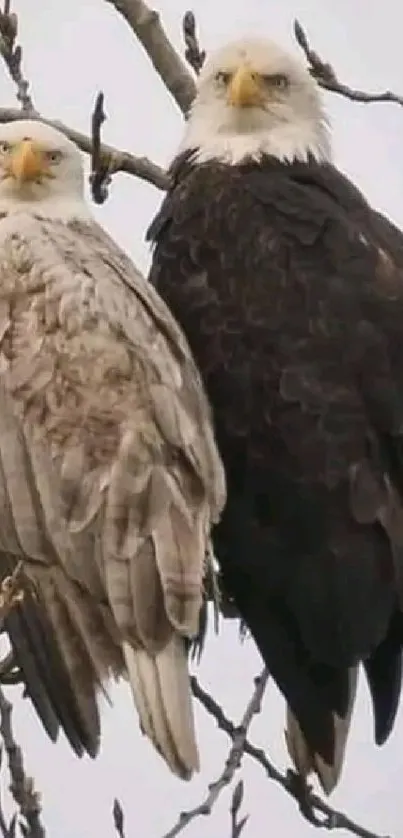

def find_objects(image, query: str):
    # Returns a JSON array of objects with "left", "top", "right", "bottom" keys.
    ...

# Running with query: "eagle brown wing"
[{"left": 0, "top": 210, "right": 225, "bottom": 776}]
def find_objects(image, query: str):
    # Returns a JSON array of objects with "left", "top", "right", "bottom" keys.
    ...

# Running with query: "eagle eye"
[
  {"left": 45, "top": 149, "right": 63, "bottom": 165},
  {"left": 262, "top": 73, "right": 289, "bottom": 90},
  {"left": 215, "top": 71, "right": 231, "bottom": 85}
]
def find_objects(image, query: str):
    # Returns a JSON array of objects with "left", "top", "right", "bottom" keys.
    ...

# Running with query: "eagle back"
[{"left": 148, "top": 154, "right": 403, "bottom": 473}]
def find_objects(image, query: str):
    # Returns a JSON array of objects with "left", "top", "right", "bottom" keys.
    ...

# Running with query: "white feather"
[
  {"left": 178, "top": 36, "right": 332, "bottom": 166},
  {"left": 123, "top": 636, "right": 199, "bottom": 779}
]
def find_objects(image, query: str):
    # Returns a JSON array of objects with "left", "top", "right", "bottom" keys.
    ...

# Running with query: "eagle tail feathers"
[
  {"left": 363, "top": 611, "right": 403, "bottom": 746},
  {"left": 123, "top": 634, "right": 199, "bottom": 780},
  {"left": 103, "top": 429, "right": 208, "bottom": 779},
  {"left": 285, "top": 666, "right": 358, "bottom": 795}
]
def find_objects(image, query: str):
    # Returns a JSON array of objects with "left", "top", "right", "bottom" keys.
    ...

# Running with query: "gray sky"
[{"left": 0, "top": 1, "right": 402, "bottom": 836}]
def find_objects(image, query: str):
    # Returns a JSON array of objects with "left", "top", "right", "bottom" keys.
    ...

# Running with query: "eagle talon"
[
  {"left": 286, "top": 770, "right": 323, "bottom": 827},
  {"left": 0, "top": 650, "right": 22, "bottom": 685},
  {"left": 0, "top": 574, "right": 24, "bottom": 611}
]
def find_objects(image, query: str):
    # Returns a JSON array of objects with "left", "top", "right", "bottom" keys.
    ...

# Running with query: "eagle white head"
[
  {"left": 0, "top": 119, "right": 90, "bottom": 220},
  {"left": 179, "top": 37, "right": 331, "bottom": 166}
]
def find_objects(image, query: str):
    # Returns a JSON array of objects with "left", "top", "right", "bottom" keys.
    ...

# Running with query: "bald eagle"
[
  {"left": 0, "top": 118, "right": 226, "bottom": 779},
  {"left": 147, "top": 36, "right": 403, "bottom": 793}
]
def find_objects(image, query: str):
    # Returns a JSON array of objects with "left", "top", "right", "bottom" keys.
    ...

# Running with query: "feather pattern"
[
  {"left": 147, "top": 150, "right": 403, "bottom": 790},
  {"left": 0, "top": 209, "right": 225, "bottom": 778}
]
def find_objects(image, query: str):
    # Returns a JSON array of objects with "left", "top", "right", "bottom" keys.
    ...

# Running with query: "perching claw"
[{"left": 0, "top": 573, "right": 24, "bottom": 611}]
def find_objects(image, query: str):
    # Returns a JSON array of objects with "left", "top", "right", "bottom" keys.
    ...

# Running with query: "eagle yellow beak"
[
  {"left": 227, "top": 65, "right": 263, "bottom": 108},
  {"left": 9, "top": 139, "right": 46, "bottom": 183}
]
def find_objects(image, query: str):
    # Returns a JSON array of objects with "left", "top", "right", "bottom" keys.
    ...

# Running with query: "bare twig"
[
  {"left": 0, "top": 108, "right": 169, "bottom": 191},
  {"left": 182, "top": 12, "right": 205, "bottom": 75},
  {"left": 103, "top": 4, "right": 403, "bottom": 115},
  {"left": 113, "top": 799, "right": 126, "bottom": 838},
  {"left": 89, "top": 91, "right": 167, "bottom": 203},
  {"left": 229, "top": 781, "right": 249, "bottom": 838},
  {"left": 192, "top": 676, "right": 390, "bottom": 838},
  {"left": 104, "top": 0, "right": 196, "bottom": 114},
  {"left": 0, "top": 747, "right": 16, "bottom": 838},
  {"left": 0, "top": 686, "right": 45, "bottom": 838},
  {"left": 294, "top": 20, "right": 403, "bottom": 107},
  {"left": 162, "top": 670, "right": 269, "bottom": 838},
  {"left": 0, "top": 0, "right": 35, "bottom": 111},
  {"left": 89, "top": 92, "right": 112, "bottom": 204}
]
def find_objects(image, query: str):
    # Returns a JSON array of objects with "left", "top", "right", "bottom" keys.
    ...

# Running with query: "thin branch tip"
[
  {"left": 90, "top": 91, "right": 112, "bottom": 205},
  {"left": 113, "top": 798, "right": 126, "bottom": 838},
  {"left": 294, "top": 19, "right": 403, "bottom": 106},
  {"left": 230, "top": 780, "right": 249, "bottom": 838},
  {"left": 190, "top": 671, "right": 387, "bottom": 838},
  {"left": 162, "top": 669, "right": 268, "bottom": 838},
  {"left": 182, "top": 11, "right": 206, "bottom": 75},
  {"left": 0, "top": 106, "right": 169, "bottom": 192},
  {"left": 0, "top": 0, "right": 35, "bottom": 111}
]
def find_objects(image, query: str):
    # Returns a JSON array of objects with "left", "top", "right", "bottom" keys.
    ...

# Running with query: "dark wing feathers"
[
  {"left": 3, "top": 571, "right": 60, "bottom": 744},
  {"left": 363, "top": 610, "right": 403, "bottom": 746},
  {"left": 0, "top": 554, "right": 92, "bottom": 757},
  {"left": 147, "top": 152, "right": 403, "bottom": 775}
]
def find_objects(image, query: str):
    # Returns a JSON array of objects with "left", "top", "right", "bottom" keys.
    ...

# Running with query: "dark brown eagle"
[{"left": 147, "top": 35, "right": 403, "bottom": 793}]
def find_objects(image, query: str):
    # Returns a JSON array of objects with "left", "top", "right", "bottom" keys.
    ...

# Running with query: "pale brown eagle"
[{"left": 0, "top": 118, "right": 226, "bottom": 780}]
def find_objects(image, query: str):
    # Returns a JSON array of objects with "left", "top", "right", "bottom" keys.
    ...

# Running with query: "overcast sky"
[{"left": 0, "top": 1, "right": 402, "bottom": 836}]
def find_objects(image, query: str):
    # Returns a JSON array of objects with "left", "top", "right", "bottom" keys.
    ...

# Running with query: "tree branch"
[
  {"left": 88, "top": 90, "right": 171, "bottom": 202},
  {"left": 294, "top": 20, "right": 403, "bottom": 107},
  {"left": 162, "top": 669, "right": 269, "bottom": 838},
  {"left": 104, "top": 0, "right": 196, "bottom": 114},
  {"left": 0, "top": 686, "right": 45, "bottom": 838},
  {"left": 0, "top": 108, "right": 169, "bottom": 191},
  {"left": 103, "top": 4, "right": 403, "bottom": 116},
  {"left": 0, "top": 0, "right": 35, "bottom": 111},
  {"left": 192, "top": 676, "right": 390, "bottom": 838},
  {"left": 0, "top": 750, "right": 16, "bottom": 838}
]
